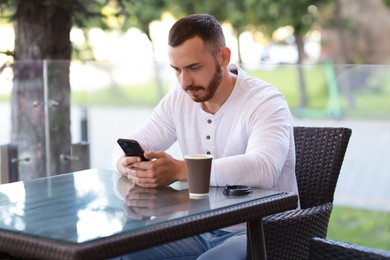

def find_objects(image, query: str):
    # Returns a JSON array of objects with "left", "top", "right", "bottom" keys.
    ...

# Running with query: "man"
[{"left": 112, "top": 13, "right": 298, "bottom": 259}]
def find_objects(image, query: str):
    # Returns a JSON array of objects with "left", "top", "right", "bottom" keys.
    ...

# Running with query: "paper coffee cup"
[{"left": 184, "top": 154, "right": 213, "bottom": 199}]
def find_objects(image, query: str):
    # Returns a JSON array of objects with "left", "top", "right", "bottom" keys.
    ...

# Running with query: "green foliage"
[
  {"left": 235, "top": 0, "right": 332, "bottom": 37},
  {"left": 0, "top": 0, "right": 14, "bottom": 22},
  {"left": 167, "top": 1, "right": 223, "bottom": 17},
  {"left": 0, "top": 0, "right": 163, "bottom": 34},
  {"left": 328, "top": 206, "right": 390, "bottom": 251},
  {"left": 0, "top": 0, "right": 334, "bottom": 63},
  {"left": 383, "top": 0, "right": 390, "bottom": 8},
  {"left": 0, "top": 0, "right": 110, "bottom": 29},
  {"left": 72, "top": 0, "right": 110, "bottom": 29},
  {"left": 115, "top": 0, "right": 166, "bottom": 38}
]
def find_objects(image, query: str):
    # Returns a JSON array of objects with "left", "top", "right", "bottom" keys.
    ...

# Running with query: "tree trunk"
[
  {"left": 335, "top": 0, "right": 348, "bottom": 64},
  {"left": 11, "top": 2, "right": 72, "bottom": 180},
  {"left": 295, "top": 32, "right": 308, "bottom": 107},
  {"left": 236, "top": 29, "right": 243, "bottom": 66},
  {"left": 144, "top": 28, "right": 165, "bottom": 100}
]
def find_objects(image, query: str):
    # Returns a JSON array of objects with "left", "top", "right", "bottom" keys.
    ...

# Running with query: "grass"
[
  {"left": 328, "top": 206, "right": 390, "bottom": 251},
  {"left": 248, "top": 64, "right": 390, "bottom": 119},
  {"left": 248, "top": 65, "right": 329, "bottom": 110},
  {"left": 2, "top": 64, "right": 390, "bottom": 119},
  {"left": 71, "top": 83, "right": 163, "bottom": 107}
]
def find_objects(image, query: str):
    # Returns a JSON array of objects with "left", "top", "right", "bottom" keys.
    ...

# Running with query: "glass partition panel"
[
  {"left": 68, "top": 61, "right": 180, "bottom": 171},
  {"left": 1, "top": 60, "right": 72, "bottom": 180},
  {"left": 1, "top": 61, "right": 390, "bottom": 212}
]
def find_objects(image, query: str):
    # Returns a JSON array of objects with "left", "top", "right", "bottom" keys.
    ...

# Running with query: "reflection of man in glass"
[
  {"left": 115, "top": 175, "right": 189, "bottom": 226},
  {"left": 112, "top": 14, "right": 298, "bottom": 259}
]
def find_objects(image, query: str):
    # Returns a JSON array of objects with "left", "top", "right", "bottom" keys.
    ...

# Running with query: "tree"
[
  {"left": 320, "top": 0, "right": 390, "bottom": 65},
  {"left": 165, "top": 0, "right": 253, "bottom": 64},
  {"left": 248, "top": 0, "right": 332, "bottom": 107},
  {"left": 118, "top": 0, "right": 167, "bottom": 99},
  {"left": 0, "top": 0, "right": 335, "bottom": 180},
  {"left": 6, "top": 1, "right": 74, "bottom": 180},
  {"left": 0, "top": 0, "right": 125, "bottom": 180},
  {"left": 165, "top": 0, "right": 331, "bottom": 107},
  {"left": 223, "top": 0, "right": 256, "bottom": 65}
]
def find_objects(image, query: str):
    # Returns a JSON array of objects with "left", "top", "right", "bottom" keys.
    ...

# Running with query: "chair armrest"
[
  {"left": 310, "top": 237, "right": 390, "bottom": 259},
  {"left": 263, "top": 203, "right": 333, "bottom": 260}
]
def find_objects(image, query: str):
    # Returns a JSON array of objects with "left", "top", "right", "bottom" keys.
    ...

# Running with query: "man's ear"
[{"left": 219, "top": 46, "right": 231, "bottom": 66}]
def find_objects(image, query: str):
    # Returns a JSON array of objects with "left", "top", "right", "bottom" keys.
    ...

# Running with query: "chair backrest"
[
  {"left": 294, "top": 127, "right": 352, "bottom": 209},
  {"left": 309, "top": 237, "right": 390, "bottom": 259}
]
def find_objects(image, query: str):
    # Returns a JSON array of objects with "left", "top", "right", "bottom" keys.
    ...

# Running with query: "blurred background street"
[
  {"left": 3, "top": 103, "right": 388, "bottom": 212},
  {"left": 65, "top": 107, "right": 390, "bottom": 213}
]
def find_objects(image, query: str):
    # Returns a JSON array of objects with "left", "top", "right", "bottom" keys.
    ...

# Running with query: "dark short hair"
[{"left": 168, "top": 14, "right": 226, "bottom": 55}]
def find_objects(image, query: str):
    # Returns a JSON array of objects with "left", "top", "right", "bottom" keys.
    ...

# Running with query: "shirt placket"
[{"left": 204, "top": 117, "right": 215, "bottom": 156}]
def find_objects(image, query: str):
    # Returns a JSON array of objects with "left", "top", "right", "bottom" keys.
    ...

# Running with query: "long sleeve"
[{"left": 112, "top": 65, "right": 298, "bottom": 195}]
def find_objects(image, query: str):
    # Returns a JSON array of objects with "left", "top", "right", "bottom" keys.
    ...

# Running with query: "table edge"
[{"left": 0, "top": 192, "right": 298, "bottom": 260}]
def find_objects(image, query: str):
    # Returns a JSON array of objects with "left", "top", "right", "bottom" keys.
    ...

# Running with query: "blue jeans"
[{"left": 111, "top": 230, "right": 247, "bottom": 260}]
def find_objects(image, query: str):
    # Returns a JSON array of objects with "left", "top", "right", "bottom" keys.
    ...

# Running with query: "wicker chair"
[
  {"left": 261, "top": 127, "right": 352, "bottom": 260},
  {"left": 309, "top": 237, "right": 390, "bottom": 259}
]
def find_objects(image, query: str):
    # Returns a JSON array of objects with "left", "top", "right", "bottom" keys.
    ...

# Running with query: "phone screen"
[{"left": 117, "top": 139, "right": 149, "bottom": 161}]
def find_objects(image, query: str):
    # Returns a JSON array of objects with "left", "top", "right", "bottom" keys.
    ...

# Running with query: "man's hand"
[
  {"left": 123, "top": 185, "right": 189, "bottom": 221},
  {"left": 116, "top": 154, "right": 141, "bottom": 176},
  {"left": 117, "top": 151, "right": 186, "bottom": 188}
]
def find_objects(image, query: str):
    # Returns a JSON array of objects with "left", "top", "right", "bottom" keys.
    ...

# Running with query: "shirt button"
[
  {"left": 206, "top": 135, "right": 211, "bottom": 140},
  {"left": 207, "top": 119, "right": 212, "bottom": 124}
]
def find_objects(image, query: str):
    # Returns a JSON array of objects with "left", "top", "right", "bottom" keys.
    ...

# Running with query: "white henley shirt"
[{"left": 112, "top": 65, "right": 298, "bottom": 196}]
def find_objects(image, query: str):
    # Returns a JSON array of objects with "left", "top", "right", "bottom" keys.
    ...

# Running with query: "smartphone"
[{"left": 117, "top": 138, "right": 149, "bottom": 161}]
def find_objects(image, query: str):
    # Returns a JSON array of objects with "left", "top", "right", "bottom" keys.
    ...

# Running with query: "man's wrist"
[{"left": 176, "top": 160, "right": 187, "bottom": 181}]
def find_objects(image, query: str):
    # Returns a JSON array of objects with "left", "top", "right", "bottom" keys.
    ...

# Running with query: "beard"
[{"left": 185, "top": 62, "right": 222, "bottom": 103}]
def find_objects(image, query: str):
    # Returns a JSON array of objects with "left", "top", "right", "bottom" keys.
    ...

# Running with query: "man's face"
[
  {"left": 185, "top": 61, "right": 222, "bottom": 102},
  {"left": 168, "top": 37, "right": 222, "bottom": 103}
]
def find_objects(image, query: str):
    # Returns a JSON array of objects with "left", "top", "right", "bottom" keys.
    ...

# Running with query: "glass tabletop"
[{"left": 0, "top": 169, "right": 282, "bottom": 244}]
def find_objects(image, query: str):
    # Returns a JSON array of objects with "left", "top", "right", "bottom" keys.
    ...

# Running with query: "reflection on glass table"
[{"left": 0, "top": 168, "right": 297, "bottom": 260}]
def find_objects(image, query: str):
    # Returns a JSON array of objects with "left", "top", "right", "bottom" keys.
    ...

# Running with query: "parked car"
[{"left": 261, "top": 36, "right": 320, "bottom": 64}]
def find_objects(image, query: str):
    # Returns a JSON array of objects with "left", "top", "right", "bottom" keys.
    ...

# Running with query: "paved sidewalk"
[{"left": 294, "top": 118, "right": 390, "bottom": 212}]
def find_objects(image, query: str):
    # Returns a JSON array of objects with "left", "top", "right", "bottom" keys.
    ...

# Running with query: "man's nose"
[{"left": 179, "top": 71, "right": 193, "bottom": 88}]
